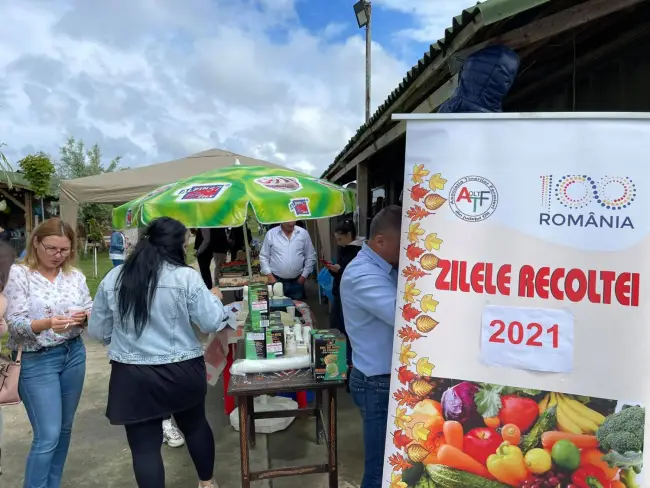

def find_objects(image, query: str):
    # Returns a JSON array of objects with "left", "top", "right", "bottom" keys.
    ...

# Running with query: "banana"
[
  {"left": 538, "top": 393, "right": 550, "bottom": 414},
  {"left": 548, "top": 392, "right": 558, "bottom": 409},
  {"left": 556, "top": 394, "right": 599, "bottom": 434},
  {"left": 556, "top": 396, "right": 583, "bottom": 434},
  {"left": 563, "top": 395, "right": 606, "bottom": 426}
]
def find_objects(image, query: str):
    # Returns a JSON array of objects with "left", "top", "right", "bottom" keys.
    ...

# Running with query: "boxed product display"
[
  {"left": 248, "top": 284, "right": 269, "bottom": 330},
  {"left": 245, "top": 328, "right": 266, "bottom": 360},
  {"left": 265, "top": 325, "right": 285, "bottom": 359},
  {"left": 310, "top": 329, "right": 348, "bottom": 382}
]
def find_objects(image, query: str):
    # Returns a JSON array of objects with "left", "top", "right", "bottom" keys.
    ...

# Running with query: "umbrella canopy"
[{"left": 112, "top": 163, "right": 355, "bottom": 229}]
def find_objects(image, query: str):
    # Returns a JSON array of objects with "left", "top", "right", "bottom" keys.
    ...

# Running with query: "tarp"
[{"left": 59, "top": 148, "right": 283, "bottom": 230}]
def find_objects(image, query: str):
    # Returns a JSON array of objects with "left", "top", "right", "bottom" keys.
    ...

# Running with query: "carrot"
[
  {"left": 437, "top": 444, "right": 491, "bottom": 478},
  {"left": 443, "top": 421, "right": 464, "bottom": 450},
  {"left": 610, "top": 481, "right": 625, "bottom": 488},
  {"left": 501, "top": 423, "right": 521, "bottom": 445},
  {"left": 541, "top": 431, "right": 599, "bottom": 450},
  {"left": 484, "top": 417, "right": 500, "bottom": 429}
]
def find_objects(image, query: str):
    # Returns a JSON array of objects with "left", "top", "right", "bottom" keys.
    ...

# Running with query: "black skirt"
[{"left": 106, "top": 356, "right": 207, "bottom": 425}]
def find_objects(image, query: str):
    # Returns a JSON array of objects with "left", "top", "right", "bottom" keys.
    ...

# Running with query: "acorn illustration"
[
  {"left": 410, "top": 379, "right": 434, "bottom": 398},
  {"left": 424, "top": 193, "right": 447, "bottom": 211},
  {"left": 407, "top": 443, "right": 430, "bottom": 463},
  {"left": 420, "top": 253, "right": 439, "bottom": 271},
  {"left": 415, "top": 315, "right": 438, "bottom": 333}
]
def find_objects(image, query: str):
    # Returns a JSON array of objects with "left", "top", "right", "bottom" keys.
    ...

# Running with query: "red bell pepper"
[{"left": 571, "top": 464, "right": 610, "bottom": 488}]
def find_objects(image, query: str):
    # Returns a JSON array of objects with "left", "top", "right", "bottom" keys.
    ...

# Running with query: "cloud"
[
  {"left": 0, "top": 0, "right": 410, "bottom": 176},
  {"left": 374, "top": 0, "right": 477, "bottom": 43}
]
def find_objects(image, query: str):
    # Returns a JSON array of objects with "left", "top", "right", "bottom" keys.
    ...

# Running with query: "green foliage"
[
  {"left": 87, "top": 218, "right": 104, "bottom": 243},
  {"left": 0, "top": 143, "right": 14, "bottom": 186},
  {"left": 56, "top": 136, "right": 124, "bottom": 232},
  {"left": 18, "top": 152, "right": 55, "bottom": 197}
]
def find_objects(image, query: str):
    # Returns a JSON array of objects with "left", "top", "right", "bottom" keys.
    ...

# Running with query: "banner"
[{"left": 384, "top": 115, "right": 648, "bottom": 488}]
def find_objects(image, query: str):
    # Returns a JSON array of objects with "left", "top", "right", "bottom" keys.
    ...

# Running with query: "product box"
[
  {"left": 311, "top": 329, "right": 348, "bottom": 382},
  {"left": 248, "top": 284, "right": 269, "bottom": 330},
  {"left": 245, "top": 327, "right": 266, "bottom": 360},
  {"left": 265, "top": 325, "right": 285, "bottom": 359}
]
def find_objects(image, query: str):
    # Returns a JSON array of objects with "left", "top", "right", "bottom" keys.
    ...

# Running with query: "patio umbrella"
[{"left": 112, "top": 161, "right": 355, "bottom": 278}]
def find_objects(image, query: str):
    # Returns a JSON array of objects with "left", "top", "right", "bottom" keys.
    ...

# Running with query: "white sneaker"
[
  {"left": 198, "top": 482, "right": 218, "bottom": 488},
  {"left": 162, "top": 419, "right": 185, "bottom": 448}
]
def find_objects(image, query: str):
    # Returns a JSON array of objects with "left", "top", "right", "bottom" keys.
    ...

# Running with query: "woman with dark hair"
[
  {"left": 325, "top": 220, "right": 362, "bottom": 362},
  {"left": 89, "top": 217, "right": 226, "bottom": 488}
]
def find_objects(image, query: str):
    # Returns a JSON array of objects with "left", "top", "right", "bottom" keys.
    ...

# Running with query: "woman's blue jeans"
[{"left": 17, "top": 337, "right": 86, "bottom": 488}]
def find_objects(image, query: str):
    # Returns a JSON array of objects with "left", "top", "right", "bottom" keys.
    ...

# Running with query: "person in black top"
[
  {"left": 229, "top": 226, "right": 252, "bottom": 259},
  {"left": 325, "top": 220, "right": 362, "bottom": 365}
]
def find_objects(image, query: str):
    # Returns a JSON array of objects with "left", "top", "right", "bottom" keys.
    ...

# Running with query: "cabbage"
[{"left": 441, "top": 382, "right": 482, "bottom": 428}]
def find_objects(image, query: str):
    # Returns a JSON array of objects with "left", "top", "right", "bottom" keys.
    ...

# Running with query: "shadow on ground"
[{"left": 1, "top": 282, "right": 364, "bottom": 487}]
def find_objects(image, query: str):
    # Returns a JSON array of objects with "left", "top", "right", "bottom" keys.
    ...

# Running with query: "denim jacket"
[{"left": 89, "top": 263, "right": 227, "bottom": 365}]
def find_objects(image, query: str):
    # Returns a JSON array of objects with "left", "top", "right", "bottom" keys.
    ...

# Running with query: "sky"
[{"left": 0, "top": 0, "right": 476, "bottom": 177}]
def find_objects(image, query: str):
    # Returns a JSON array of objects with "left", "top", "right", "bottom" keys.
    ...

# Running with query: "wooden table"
[{"left": 228, "top": 343, "right": 344, "bottom": 488}]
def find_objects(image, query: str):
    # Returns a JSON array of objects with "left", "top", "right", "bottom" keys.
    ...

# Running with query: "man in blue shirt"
[{"left": 340, "top": 205, "right": 402, "bottom": 488}]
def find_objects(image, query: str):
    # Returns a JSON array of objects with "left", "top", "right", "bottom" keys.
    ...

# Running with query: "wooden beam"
[
  {"left": 324, "top": 12, "right": 485, "bottom": 179},
  {"left": 460, "top": 0, "right": 645, "bottom": 56},
  {"left": 330, "top": 74, "right": 460, "bottom": 182},
  {"left": 509, "top": 21, "right": 650, "bottom": 104},
  {"left": 0, "top": 188, "right": 25, "bottom": 211},
  {"left": 24, "top": 191, "right": 33, "bottom": 235}
]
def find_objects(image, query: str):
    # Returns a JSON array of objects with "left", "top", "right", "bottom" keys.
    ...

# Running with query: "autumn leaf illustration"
[
  {"left": 392, "top": 430, "right": 412, "bottom": 450},
  {"left": 399, "top": 344, "right": 417, "bottom": 366},
  {"left": 416, "top": 357, "right": 435, "bottom": 376},
  {"left": 405, "top": 243, "right": 425, "bottom": 262},
  {"left": 407, "top": 222, "right": 425, "bottom": 243},
  {"left": 394, "top": 388, "right": 419, "bottom": 407},
  {"left": 390, "top": 472, "right": 408, "bottom": 488},
  {"left": 388, "top": 453, "right": 413, "bottom": 472},
  {"left": 398, "top": 326, "right": 424, "bottom": 343},
  {"left": 409, "top": 184, "right": 428, "bottom": 202},
  {"left": 403, "top": 265, "right": 426, "bottom": 282},
  {"left": 411, "top": 164, "right": 430, "bottom": 184},
  {"left": 429, "top": 173, "right": 448, "bottom": 191},
  {"left": 401, "top": 303, "right": 420, "bottom": 322},
  {"left": 402, "top": 282, "right": 421, "bottom": 303},
  {"left": 420, "top": 294, "right": 439, "bottom": 313},
  {"left": 396, "top": 365, "right": 417, "bottom": 384},
  {"left": 424, "top": 233, "right": 443, "bottom": 251},
  {"left": 406, "top": 205, "right": 431, "bottom": 221},
  {"left": 394, "top": 407, "right": 413, "bottom": 429},
  {"left": 424, "top": 193, "right": 447, "bottom": 211}
]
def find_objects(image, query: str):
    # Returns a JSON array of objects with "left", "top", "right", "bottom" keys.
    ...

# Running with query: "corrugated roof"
[{"left": 323, "top": 0, "right": 550, "bottom": 178}]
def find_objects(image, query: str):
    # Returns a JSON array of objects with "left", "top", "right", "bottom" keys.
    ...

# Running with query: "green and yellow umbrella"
[{"left": 112, "top": 162, "right": 355, "bottom": 229}]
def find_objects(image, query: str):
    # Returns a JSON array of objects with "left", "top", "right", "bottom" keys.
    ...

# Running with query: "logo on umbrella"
[
  {"left": 289, "top": 198, "right": 311, "bottom": 217},
  {"left": 254, "top": 176, "right": 302, "bottom": 192},
  {"left": 125, "top": 208, "right": 133, "bottom": 227},
  {"left": 309, "top": 178, "right": 340, "bottom": 190},
  {"left": 175, "top": 183, "right": 231, "bottom": 202}
]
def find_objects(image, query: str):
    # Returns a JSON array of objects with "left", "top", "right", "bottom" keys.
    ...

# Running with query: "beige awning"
[{"left": 59, "top": 148, "right": 283, "bottom": 229}]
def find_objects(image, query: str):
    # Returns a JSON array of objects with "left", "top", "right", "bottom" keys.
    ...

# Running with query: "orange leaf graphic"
[
  {"left": 388, "top": 453, "right": 413, "bottom": 472},
  {"left": 394, "top": 388, "right": 420, "bottom": 408},
  {"left": 406, "top": 205, "right": 432, "bottom": 221},
  {"left": 409, "top": 184, "right": 429, "bottom": 202},
  {"left": 403, "top": 265, "right": 426, "bottom": 282},
  {"left": 401, "top": 303, "right": 420, "bottom": 322},
  {"left": 398, "top": 326, "right": 424, "bottom": 343},
  {"left": 405, "top": 243, "right": 425, "bottom": 262},
  {"left": 392, "top": 429, "right": 412, "bottom": 449},
  {"left": 411, "top": 164, "right": 430, "bottom": 184},
  {"left": 396, "top": 365, "right": 417, "bottom": 384}
]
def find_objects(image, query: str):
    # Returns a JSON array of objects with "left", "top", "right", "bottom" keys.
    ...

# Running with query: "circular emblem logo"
[{"left": 448, "top": 176, "right": 498, "bottom": 222}]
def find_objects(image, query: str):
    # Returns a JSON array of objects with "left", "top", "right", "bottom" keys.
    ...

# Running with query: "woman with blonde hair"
[{"left": 4, "top": 218, "right": 92, "bottom": 488}]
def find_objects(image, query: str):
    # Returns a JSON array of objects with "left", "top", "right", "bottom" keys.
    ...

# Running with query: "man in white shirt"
[{"left": 259, "top": 221, "right": 316, "bottom": 300}]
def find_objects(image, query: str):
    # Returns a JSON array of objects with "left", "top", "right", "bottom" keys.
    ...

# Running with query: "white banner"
[{"left": 384, "top": 115, "right": 648, "bottom": 488}]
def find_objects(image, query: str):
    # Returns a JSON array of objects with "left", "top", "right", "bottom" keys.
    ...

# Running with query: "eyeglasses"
[{"left": 40, "top": 243, "right": 71, "bottom": 257}]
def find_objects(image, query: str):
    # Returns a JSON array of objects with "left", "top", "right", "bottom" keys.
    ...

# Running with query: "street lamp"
[{"left": 353, "top": 0, "right": 371, "bottom": 122}]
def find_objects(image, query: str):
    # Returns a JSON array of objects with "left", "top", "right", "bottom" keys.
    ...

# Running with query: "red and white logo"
[
  {"left": 175, "top": 183, "right": 231, "bottom": 202},
  {"left": 255, "top": 176, "right": 302, "bottom": 192},
  {"left": 309, "top": 178, "right": 340, "bottom": 190},
  {"left": 289, "top": 198, "right": 311, "bottom": 217},
  {"left": 125, "top": 208, "right": 133, "bottom": 227}
]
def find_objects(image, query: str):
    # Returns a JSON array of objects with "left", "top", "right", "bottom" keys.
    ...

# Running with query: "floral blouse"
[{"left": 4, "top": 264, "right": 93, "bottom": 352}]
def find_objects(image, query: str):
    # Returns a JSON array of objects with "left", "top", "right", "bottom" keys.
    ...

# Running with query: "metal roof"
[{"left": 323, "top": 0, "right": 551, "bottom": 177}]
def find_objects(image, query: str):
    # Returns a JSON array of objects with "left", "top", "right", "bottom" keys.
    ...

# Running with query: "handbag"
[{"left": 0, "top": 343, "right": 21, "bottom": 406}]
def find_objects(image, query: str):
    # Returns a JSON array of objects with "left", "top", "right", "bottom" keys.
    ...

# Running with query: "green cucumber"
[
  {"left": 425, "top": 465, "right": 509, "bottom": 488},
  {"left": 520, "top": 405, "right": 557, "bottom": 453}
]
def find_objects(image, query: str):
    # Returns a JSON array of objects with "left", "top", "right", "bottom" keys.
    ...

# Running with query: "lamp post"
[{"left": 353, "top": 0, "right": 371, "bottom": 123}]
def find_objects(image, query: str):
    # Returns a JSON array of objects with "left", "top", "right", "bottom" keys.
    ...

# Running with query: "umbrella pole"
[{"left": 243, "top": 221, "right": 253, "bottom": 280}]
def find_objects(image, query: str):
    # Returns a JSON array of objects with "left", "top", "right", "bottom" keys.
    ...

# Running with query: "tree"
[
  {"left": 56, "top": 136, "right": 123, "bottom": 231},
  {"left": 0, "top": 143, "right": 13, "bottom": 184},
  {"left": 18, "top": 152, "right": 55, "bottom": 198}
]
